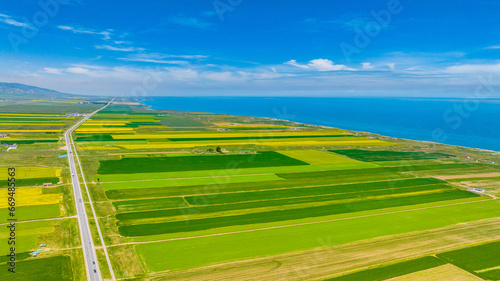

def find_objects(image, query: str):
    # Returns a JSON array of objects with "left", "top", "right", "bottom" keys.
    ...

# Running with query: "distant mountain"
[{"left": 0, "top": 82, "right": 73, "bottom": 100}]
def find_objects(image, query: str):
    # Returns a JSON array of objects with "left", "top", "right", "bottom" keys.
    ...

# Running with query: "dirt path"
[
  {"left": 435, "top": 172, "right": 500, "bottom": 180},
  {"left": 0, "top": 215, "right": 77, "bottom": 225},
  {"left": 99, "top": 172, "right": 276, "bottom": 184}
]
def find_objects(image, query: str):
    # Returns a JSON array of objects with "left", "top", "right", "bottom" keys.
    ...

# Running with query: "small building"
[
  {"left": 488, "top": 161, "right": 496, "bottom": 164},
  {"left": 0, "top": 134, "right": 8, "bottom": 138},
  {"left": 43, "top": 183, "right": 53, "bottom": 187},
  {"left": 468, "top": 188, "right": 485, "bottom": 194},
  {"left": 32, "top": 253, "right": 37, "bottom": 257},
  {"left": 217, "top": 128, "right": 229, "bottom": 131},
  {"left": 40, "top": 244, "right": 47, "bottom": 247},
  {"left": 58, "top": 154, "right": 68, "bottom": 158}
]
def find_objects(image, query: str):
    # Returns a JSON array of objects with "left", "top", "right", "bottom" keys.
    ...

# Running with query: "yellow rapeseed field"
[
  {"left": 76, "top": 127, "right": 134, "bottom": 133},
  {"left": 260, "top": 140, "right": 397, "bottom": 147},
  {"left": 111, "top": 130, "right": 348, "bottom": 139},
  {"left": 0, "top": 187, "right": 60, "bottom": 208},
  {"left": 8, "top": 167, "right": 62, "bottom": 180},
  {"left": 79, "top": 146, "right": 121, "bottom": 150},
  {"left": 80, "top": 139, "right": 395, "bottom": 150}
]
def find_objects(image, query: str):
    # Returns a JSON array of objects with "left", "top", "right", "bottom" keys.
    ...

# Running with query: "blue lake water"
[{"left": 143, "top": 97, "right": 500, "bottom": 152}]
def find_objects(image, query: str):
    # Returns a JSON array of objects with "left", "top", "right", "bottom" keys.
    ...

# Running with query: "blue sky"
[{"left": 1, "top": 0, "right": 500, "bottom": 97}]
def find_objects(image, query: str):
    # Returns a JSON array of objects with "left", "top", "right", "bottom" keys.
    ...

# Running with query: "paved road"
[{"left": 65, "top": 101, "right": 112, "bottom": 281}]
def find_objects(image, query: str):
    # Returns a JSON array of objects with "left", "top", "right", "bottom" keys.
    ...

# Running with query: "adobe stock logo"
[
  {"left": 432, "top": 75, "right": 496, "bottom": 144},
  {"left": 213, "top": 0, "right": 243, "bottom": 21},
  {"left": 8, "top": 0, "right": 73, "bottom": 53},
  {"left": 340, "top": 0, "right": 409, "bottom": 62}
]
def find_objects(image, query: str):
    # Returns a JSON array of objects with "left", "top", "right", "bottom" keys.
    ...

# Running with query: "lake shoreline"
[{"left": 141, "top": 97, "right": 500, "bottom": 154}]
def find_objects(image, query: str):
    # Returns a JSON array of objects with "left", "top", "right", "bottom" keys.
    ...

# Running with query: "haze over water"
[{"left": 144, "top": 97, "right": 500, "bottom": 152}]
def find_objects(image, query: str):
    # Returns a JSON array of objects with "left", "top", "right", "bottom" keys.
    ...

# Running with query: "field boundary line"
[
  {"left": 0, "top": 215, "right": 77, "bottom": 225},
  {"left": 98, "top": 172, "right": 278, "bottom": 183},
  {"left": 111, "top": 198, "right": 493, "bottom": 246}
]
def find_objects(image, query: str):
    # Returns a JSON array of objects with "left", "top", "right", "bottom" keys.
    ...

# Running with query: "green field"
[
  {"left": 119, "top": 189, "right": 477, "bottom": 236},
  {"left": 330, "top": 149, "right": 454, "bottom": 162},
  {"left": 134, "top": 200, "right": 500, "bottom": 271},
  {"left": 0, "top": 204, "right": 61, "bottom": 223},
  {"left": 115, "top": 184, "right": 457, "bottom": 224},
  {"left": 97, "top": 151, "right": 309, "bottom": 174},
  {"left": 277, "top": 149, "right": 362, "bottom": 165},
  {"left": 104, "top": 167, "right": 412, "bottom": 200},
  {"left": 0, "top": 256, "right": 73, "bottom": 280},
  {"left": 100, "top": 173, "right": 284, "bottom": 190},
  {"left": 97, "top": 162, "right": 377, "bottom": 182},
  {"left": 113, "top": 197, "right": 189, "bottom": 212}
]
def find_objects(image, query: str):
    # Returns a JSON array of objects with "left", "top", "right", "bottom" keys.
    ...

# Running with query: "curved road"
[{"left": 65, "top": 100, "right": 113, "bottom": 281}]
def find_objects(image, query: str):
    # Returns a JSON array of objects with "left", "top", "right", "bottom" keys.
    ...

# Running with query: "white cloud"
[
  {"left": 66, "top": 67, "right": 92, "bottom": 75},
  {"left": 285, "top": 60, "right": 310, "bottom": 69},
  {"left": 484, "top": 45, "right": 500, "bottom": 50},
  {"left": 44, "top": 68, "right": 62, "bottom": 74},
  {"left": 362, "top": 62, "right": 374, "bottom": 69},
  {"left": 167, "top": 68, "right": 199, "bottom": 81},
  {"left": 171, "top": 54, "right": 208, "bottom": 59},
  {"left": 308, "top": 59, "right": 353, "bottom": 71},
  {"left": 202, "top": 71, "right": 237, "bottom": 82},
  {"left": 0, "top": 13, "right": 30, "bottom": 28},
  {"left": 387, "top": 63, "right": 396, "bottom": 70},
  {"left": 140, "top": 53, "right": 207, "bottom": 60},
  {"left": 445, "top": 63, "right": 500, "bottom": 74},
  {"left": 285, "top": 59, "right": 353, "bottom": 71},
  {"left": 57, "top": 25, "right": 112, "bottom": 40},
  {"left": 119, "top": 58, "right": 188, "bottom": 64},
  {"left": 95, "top": 45, "right": 145, "bottom": 52}
]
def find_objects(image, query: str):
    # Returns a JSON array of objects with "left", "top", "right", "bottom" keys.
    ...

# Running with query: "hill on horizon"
[{"left": 0, "top": 82, "right": 75, "bottom": 100}]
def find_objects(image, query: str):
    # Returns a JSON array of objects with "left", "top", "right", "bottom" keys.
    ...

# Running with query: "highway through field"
[{"left": 65, "top": 100, "right": 114, "bottom": 281}]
